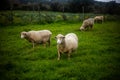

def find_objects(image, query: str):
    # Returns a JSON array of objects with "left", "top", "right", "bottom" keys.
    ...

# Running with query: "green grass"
[{"left": 0, "top": 20, "right": 120, "bottom": 80}]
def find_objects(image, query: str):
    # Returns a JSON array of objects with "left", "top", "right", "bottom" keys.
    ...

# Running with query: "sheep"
[
  {"left": 94, "top": 16, "right": 104, "bottom": 23},
  {"left": 55, "top": 33, "right": 78, "bottom": 60},
  {"left": 21, "top": 30, "right": 52, "bottom": 48},
  {"left": 80, "top": 18, "right": 94, "bottom": 31}
]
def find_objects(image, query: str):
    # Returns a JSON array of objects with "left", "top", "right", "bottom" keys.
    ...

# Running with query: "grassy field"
[{"left": 0, "top": 20, "right": 120, "bottom": 80}]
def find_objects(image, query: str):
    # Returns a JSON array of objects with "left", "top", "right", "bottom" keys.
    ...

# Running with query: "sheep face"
[
  {"left": 21, "top": 32, "right": 27, "bottom": 39},
  {"left": 55, "top": 34, "right": 65, "bottom": 44},
  {"left": 80, "top": 26, "right": 85, "bottom": 31}
]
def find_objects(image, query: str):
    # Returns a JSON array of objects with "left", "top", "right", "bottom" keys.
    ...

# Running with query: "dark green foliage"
[
  {"left": 1, "top": 0, "right": 120, "bottom": 15},
  {"left": 0, "top": 11, "right": 82, "bottom": 26}
]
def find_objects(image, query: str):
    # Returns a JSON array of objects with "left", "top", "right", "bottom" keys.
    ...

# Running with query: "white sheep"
[
  {"left": 94, "top": 16, "right": 104, "bottom": 23},
  {"left": 80, "top": 18, "right": 94, "bottom": 31},
  {"left": 55, "top": 33, "right": 78, "bottom": 60},
  {"left": 21, "top": 30, "right": 52, "bottom": 48}
]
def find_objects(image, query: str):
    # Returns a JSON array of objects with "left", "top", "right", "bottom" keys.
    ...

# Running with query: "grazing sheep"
[
  {"left": 55, "top": 33, "right": 78, "bottom": 60},
  {"left": 94, "top": 16, "right": 104, "bottom": 23},
  {"left": 80, "top": 18, "right": 94, "bottom": 31},
  {"left": 21, "top": 30, "right": 52, "bottom": 48}
]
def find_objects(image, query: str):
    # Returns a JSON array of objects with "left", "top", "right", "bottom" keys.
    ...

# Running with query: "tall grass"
[{"left": 0, "top": 16, "right": 120, "bottom": 80}]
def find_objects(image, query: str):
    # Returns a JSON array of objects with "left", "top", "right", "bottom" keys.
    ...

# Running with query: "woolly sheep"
[
  {"left": 80, "top": 18, "right": 94, "bottom": 31},
  {"left": 21, "top": 30, "right": 52, "bottom": 48},
  {"left": 94, "top": 16, "right": 104, "bottom": 23},
  {"left": 55, "top": 33, "right": 78, "bottom": 60}
]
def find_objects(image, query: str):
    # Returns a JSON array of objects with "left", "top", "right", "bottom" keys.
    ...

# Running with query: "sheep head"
[
  {"left": 55, "top": 34, "right": 65, "bottom": 45},
  {"left": 21, "top": 31, "right": 28, "bottom": 39},
  {"left": 80, "top": 26, "right": 85, "bottom": 31}
]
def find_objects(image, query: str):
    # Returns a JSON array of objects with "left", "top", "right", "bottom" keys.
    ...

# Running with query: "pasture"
[{"left": 0, "top": 14, "right": 120, "bottom": 80}]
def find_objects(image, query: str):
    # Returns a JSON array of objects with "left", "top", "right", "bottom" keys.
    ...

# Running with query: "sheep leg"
[
  {"left": 68, "top": 50, "right": 71, "bottom": 60},
  {"left": 58, "top": 50, "right": 61, "bottom": 60},
  {"left": 48, "top": 39, "right": 50, "bottom": 47},
  {"left": 90, "top": 25, "right": 93, "bottom": 29},
  {"left": 101, "top": 20, "right": 103, "bottom": 24},
  {"left": 43, "top": 43, "right": 46, "bottom": 48},
  {"left": 32, "top": 42, "right": 35, "bottom": 48},
  {"left": 42, "top": 40, "right": 47, "bottom": 47},
  {"left": 85, "top": 27, "right": 87, "bottom": 31},
  {"left": 48, "top": 35, "right": 51, "bottom": 47}
]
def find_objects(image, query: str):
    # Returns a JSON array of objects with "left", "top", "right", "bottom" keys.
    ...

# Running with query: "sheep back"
[
  {"left": 80, "top": 18, "right": 94, "bottom": 30},
  {"left": 27, "top": 30, "right": 52, "bottom": 43},
  {"left": 94, "top": 16, "right": 104, "bottom": 23},
  {"left": 64, "top": 33, "right": 78, "bottom": 52},
  {"left": 83, "top": 18, "right": 94, "bottom": 27}
]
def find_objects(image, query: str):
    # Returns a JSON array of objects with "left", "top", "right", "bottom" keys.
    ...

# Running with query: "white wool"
[
  {"left": 55, "top": 33, "right": 78, "bottom": 60},
  {"left": 21, "top": 30, "right": 52, "bottom": 48},
  {"left": 94, "top": 16, "right": 104, "bottom": 23},
  {"left": 65, "top": 33, "right": 78, "bottom": 50},
  {"left": 80, "top": 18, "right": 94, "bottom": 31}
]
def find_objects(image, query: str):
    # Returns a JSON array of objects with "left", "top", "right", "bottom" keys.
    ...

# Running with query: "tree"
[
  {"left": 106, "top": 1, "right": 120, "bottom": 15},
  {"left": 50, "top": 2, "right": 63, "bottom": 11},
  {"left": 0, "top": 0, "right": 10, "bottom": 10},
  {"left": 69, "top": 0, "right": 94, "bottom": 13}
]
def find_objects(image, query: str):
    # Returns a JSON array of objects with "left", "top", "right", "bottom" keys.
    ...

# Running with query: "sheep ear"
[
  {"left": 62, "top": 36, "right": 65, "bottom": 39},
  {"left": 24, "top": 33, "right": 27, "bottom": 35},
  {"left": 55, "top": 36, "right": 57, "bottom": 39},
  {"left": 24, "top": 32, "right": 28, "bottom": 37}
]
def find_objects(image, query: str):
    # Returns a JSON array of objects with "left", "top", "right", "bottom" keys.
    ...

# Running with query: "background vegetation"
[
  {"left": 0, "top": 11, "right": 94, "bottom": 26},
  {"left": 0, "top": 11, "right": 120, "bottom": 26}
]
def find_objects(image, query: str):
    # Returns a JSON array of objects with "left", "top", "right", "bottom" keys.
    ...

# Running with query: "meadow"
[{"left": 0, "top": 12, "right": 120, "bottom": 80}]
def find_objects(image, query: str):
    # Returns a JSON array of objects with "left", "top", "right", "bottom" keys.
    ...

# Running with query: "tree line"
[{"left": 0, "top": 0, "right": 120, "bottom": 15}]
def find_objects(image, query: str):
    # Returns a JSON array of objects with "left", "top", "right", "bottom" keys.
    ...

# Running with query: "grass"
[{"left": 0, "top": 20, "right": 120, "bottom": 80}]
